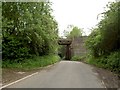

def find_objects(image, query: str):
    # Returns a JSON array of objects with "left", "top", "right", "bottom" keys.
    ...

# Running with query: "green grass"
[
  {"left": 86, "top": 51, "right": 120, "bottom": 74},
  {"left": 2, "top": 54, "right": 60, "bottom": 70},
  {"left": 71, "top": 55, "right": 86, "bottom": 61}
]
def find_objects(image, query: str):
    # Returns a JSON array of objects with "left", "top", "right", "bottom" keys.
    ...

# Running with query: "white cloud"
[{"left": 50, "top": 0, "right": 115, "bottom": 36}]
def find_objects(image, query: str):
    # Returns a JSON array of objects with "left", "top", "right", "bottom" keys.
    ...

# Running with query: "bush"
[
  {"left": 2, "top": 36, "right": 31, "bottom": 62},
  {"left": 106, "top": 51, "right": 120, "bottom": 73},
  {"left": 2, "top": 2, "right": 59, "bottom": 62},
  {"left": 87, "top": 51, "right": 120, "bottom": 74},
  {"left": 71, "top": 55, "right": 86, "bottom": 61}
]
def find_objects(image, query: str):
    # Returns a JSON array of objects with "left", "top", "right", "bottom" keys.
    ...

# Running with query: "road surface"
[{"left": 6, "top": 61, "right": 104, "bottom": 88}]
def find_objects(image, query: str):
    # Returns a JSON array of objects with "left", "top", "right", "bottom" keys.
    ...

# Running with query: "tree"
[
  {"left": 64, "top": 25, "right": 83, "bottom": 39},
  {"left": 86, "top": 1, "right": 120, "bottom": 57},
  {"left": 85, "top": 1, "right": 120, "bottom": 73},
  {"left": 68, "top": 26, "right": 82, "bottom": 39},
  {"left": 2, "top": 2, "right": 58, "bottom": 62}
]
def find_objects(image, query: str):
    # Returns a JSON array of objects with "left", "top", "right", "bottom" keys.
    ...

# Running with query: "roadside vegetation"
[
  {"left": 71, "top": 55, "right": 86, "bottom": 62},
  {"left": 63, "top": 1, "right": 120, "bottom": 76},
  {"left": 2, "top": 55, "right": 60, "bottom": 70},
  {"left": 85, "top": 2, "right": 120, "bottom": 75},
  {"left": 2, "top": 2, "right": 60, "bottom": 70}
]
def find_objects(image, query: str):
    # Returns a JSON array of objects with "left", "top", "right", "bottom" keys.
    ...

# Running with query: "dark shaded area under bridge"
[{"left": 58, "top": 39, "right": 72, "bottom": 60}]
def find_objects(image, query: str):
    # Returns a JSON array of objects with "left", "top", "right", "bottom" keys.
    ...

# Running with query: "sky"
[{"left": 50, "top": 0, "right": 116, "bottom": 37}]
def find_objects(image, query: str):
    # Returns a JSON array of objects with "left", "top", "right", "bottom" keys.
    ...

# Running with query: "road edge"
[
  {"left": 1, "top": 61, "right": 60, "bottom": 89},
  {"left": 1, "top": 72, "right": 38, "bottom": 89}
]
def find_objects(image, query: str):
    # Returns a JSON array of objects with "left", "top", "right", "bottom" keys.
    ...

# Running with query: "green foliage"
[
  {"left": 2, "top": 2, "right": 59, "bottom": 62},
  {"left": 86, "top": 2, "right": 120, "bottom": 57},
  {"left": 71, "top": 55, "right": 86, "bottom": 61},
  {"left": 86, "top": 28, "right": 102, "bottom": 57},
  {"left": 64, "top": 25, "right": 83, "bottom": 39},
  {"left": 68, "top": 26, "right": 82, "bottom": 39},
  {"left": 106, "top": 51, "right": 120, "bottom": 72},
  {"left": 2, "top": 55, "right": 60, "bottom": 70},
  {"left": 58, "top": 44, "right": 66, "bottom": 59},
  {"left": 2, "top": 36, "right": 30, "bottom": 62},
  {"left": 86, "top": 51, "right": 120, "bottom": 73},
  {"left": 85, "top": 1, "right": 120, "bottom": 74}
]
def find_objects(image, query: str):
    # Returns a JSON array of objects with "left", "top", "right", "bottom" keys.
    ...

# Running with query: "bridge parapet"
[{"left": 58, "top": 39, "right": 72, "bottom": 45}]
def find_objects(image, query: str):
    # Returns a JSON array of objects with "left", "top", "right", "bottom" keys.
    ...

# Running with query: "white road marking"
[
  {"left": 0, "top": 62, "right": 59, "bottom": 89},
  {"left": 101, "top": 80, "right": 106, "bottom": 88},
  {"left": 0, "top": 72, "right": 38, "bottom": 89}
]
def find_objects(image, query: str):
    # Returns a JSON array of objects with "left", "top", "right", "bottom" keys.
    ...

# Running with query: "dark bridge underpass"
[{"left": 58, "top": 39, "right": 72, "bottom": 60}]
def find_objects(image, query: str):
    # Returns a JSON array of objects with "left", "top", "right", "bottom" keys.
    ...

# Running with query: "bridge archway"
[{"left": 58, "top": 39, "right": 72, "bottom": 60}]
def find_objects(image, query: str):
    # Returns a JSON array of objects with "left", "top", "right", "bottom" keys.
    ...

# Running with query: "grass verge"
[
  {"left": 85, "top": 51, "right": 120, "bottom": 75},
  {"left": 2, "top": 54, "right": 60, "bottom": 70},
  {"left": 71, "top": 55, "right": 86, "bottom": 62}
]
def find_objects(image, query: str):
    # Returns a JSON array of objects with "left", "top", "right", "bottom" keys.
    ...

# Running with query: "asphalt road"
[{"left": 6, "top": 61, "right": 104, "bottom": 88}]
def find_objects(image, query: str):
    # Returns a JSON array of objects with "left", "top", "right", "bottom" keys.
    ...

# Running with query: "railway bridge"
[{"left": 58, "top": 36, "right": 87, "bottom": 60}]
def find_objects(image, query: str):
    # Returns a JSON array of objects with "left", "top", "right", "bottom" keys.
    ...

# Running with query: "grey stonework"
[{"left": 71, "top": 36, "right": 88, "bottom": 57}]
